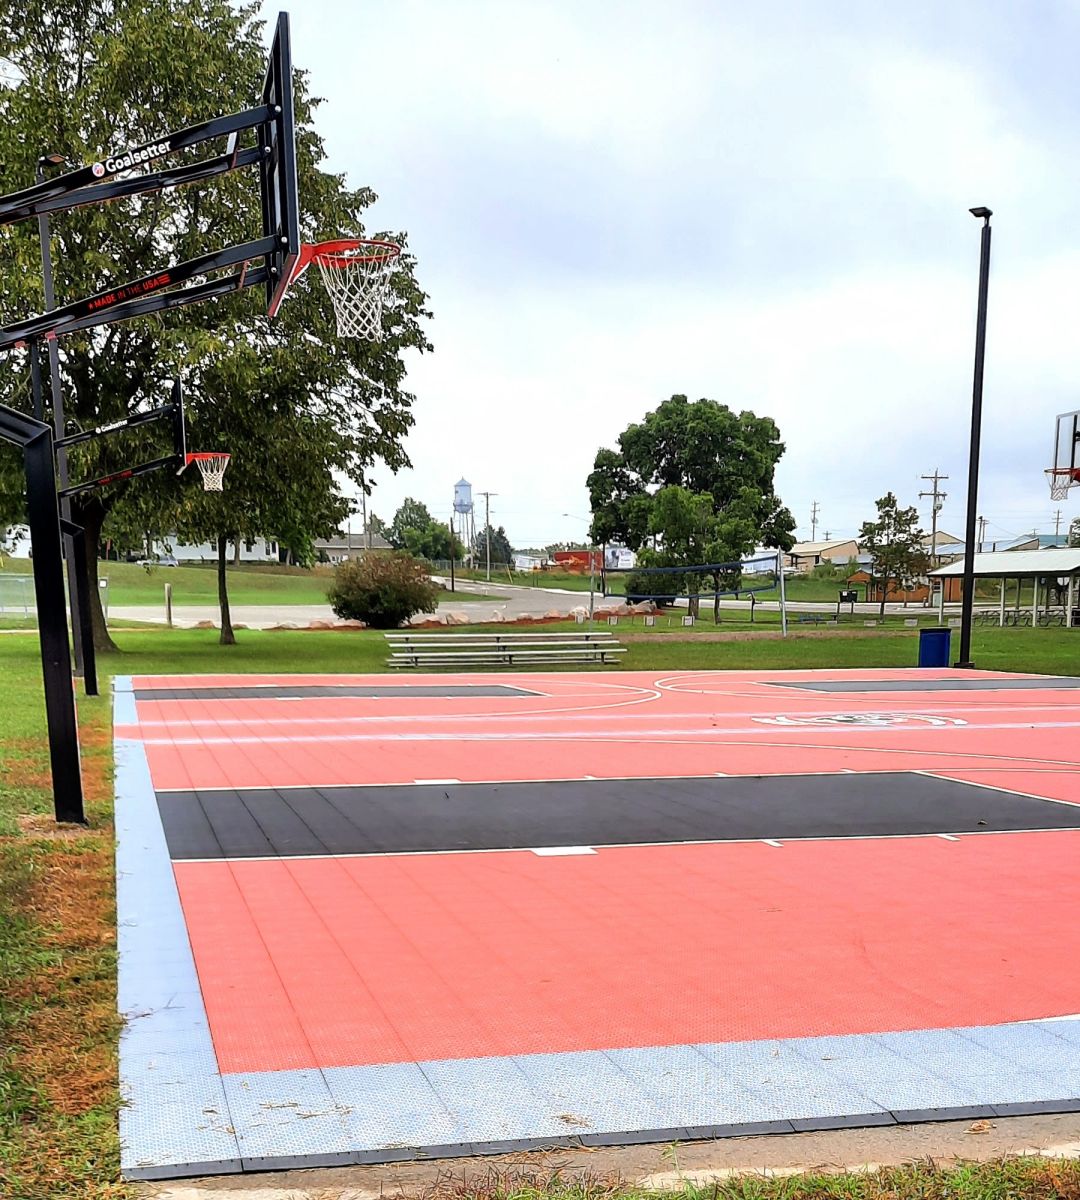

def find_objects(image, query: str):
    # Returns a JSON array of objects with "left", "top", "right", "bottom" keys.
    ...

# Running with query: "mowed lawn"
[{"left": 2, "top": 624, "right": 1080, "bottom": 1196}]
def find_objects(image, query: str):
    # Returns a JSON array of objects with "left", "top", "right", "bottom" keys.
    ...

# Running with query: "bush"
[
  {"left": 326, "top": 552, "right": 440, "bottom": 629},
  {"left": 623, "top": 568, "right": 680, "bottom": 607}
]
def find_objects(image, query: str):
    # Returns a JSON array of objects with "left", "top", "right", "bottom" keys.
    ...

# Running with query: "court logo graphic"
[
  {"left": 91, "top": 162, "right": 105, "bottom": 178},
  {"left": 754, "top": 713, "right": 966, "bottom": 728}
]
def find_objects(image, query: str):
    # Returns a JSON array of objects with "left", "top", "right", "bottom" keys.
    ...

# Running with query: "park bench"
[
  {"left": 795, "top": 613, "right": 834, "bottom": 625},
  {"left": 385, "top": 630, "right": 626, "bottom": 669}
]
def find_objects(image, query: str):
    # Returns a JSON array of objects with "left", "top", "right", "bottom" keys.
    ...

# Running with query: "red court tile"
[{"left": 176, "top": 831, "right": 1080, "bottom": 1075}]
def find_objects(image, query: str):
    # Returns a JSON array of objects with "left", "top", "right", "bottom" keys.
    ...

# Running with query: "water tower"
[{"left": 453, "top": 478, "right": 475, "bottom": 561}]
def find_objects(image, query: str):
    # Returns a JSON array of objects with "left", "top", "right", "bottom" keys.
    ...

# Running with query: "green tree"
[
  {"left": 859, "top": 492, "right": 928, "bottom": 615},
  {"left": 635, "top": 485, "right": 762, "bottom": 619},
  {"left": 0, "top": 0, "right": 430, "bottom": 650},
  {"left": 388, "top": 498, "right": 435, "bottom": 549},
  {"left": 473, "top": 523, "right": 512, "bottom": 567},
  {"left": 586, "top": 395, "right": 796, "bottom": 559},
  {"left": 365, "top": 511, "right": 389, "bottom": 540}
]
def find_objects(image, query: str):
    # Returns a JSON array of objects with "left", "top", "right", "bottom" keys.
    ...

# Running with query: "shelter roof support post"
[
  {"left": 1033, "top": 576, "right": 1039, "bottom": 628},
  {"left": 999, "top": 577, "right": 1006, "bottom": 626},
  {"left": 1069, "top": 574, "right": 1076, "bottom": 629}
]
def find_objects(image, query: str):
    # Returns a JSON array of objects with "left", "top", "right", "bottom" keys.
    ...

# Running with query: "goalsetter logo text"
[{"left": 92, "top": 139, "right": 171, "bottom": 179}]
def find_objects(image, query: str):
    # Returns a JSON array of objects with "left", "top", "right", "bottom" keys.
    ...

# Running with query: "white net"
[
  {"left": 315, "top": 242, "right": 400, "bottom": 340},
  {"left": 1046, "top": 468, "right": 1076, "bottom": 502},
  {"left": 190, "top": 454, "right": 230, "bottom": 492}
]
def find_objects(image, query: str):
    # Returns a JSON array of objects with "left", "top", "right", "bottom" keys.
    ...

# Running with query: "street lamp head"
[
  {"left": 39, "top": 152, "right": 68, "bottom": 168},
  {"left": 969, "top": 206, "right": 992, "bottom": 222}
]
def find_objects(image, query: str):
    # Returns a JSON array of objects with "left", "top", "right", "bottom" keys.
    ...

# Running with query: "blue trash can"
[{"left": 918, "top": 626, "right": 951, "bottom": 668}]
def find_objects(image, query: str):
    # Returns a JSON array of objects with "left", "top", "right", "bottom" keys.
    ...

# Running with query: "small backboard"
[
  {"left": 1048, "top": 410, "right": 1080, "bottom": 500},
  {"left": 261, "top": 11, "right": 301, "bottom": 317}
]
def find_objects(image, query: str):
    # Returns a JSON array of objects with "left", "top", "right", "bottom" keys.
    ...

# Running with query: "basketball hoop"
[
  {"left": 1046, "top": 467, "right": 1080, "bottom": 502},
  {"left": 291, "top": 238, "right": 400, "bottom": 341},
  {"left": 184, "top": 452, "right": 230, "bottom": 491}
]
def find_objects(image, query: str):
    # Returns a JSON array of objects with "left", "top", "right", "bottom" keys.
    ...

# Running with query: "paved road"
[{"left": 107, "top": 579, "right": 955, "bottom": 629}]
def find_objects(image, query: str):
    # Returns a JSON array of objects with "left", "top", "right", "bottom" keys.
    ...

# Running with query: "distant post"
[{"left": 957, "top": 207, "right": 993, "bottom": 668}]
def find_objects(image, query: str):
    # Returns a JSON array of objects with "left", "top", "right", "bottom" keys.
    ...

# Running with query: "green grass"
[
  {"left": 1, "top": 557, "right": 506, "bottom": 610},
  {"left": 2, "top": 555, "right": 333, "bottom": 607}
]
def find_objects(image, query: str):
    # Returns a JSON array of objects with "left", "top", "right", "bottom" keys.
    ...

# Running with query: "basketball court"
[{"left": 115, "top": 666, "right": 1080, "bottom": 1179}]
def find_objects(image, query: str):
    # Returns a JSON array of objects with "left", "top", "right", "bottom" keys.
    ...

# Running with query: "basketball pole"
[
  {"left": 957, "top": 207, "right": 993, "bottom": 669},
  {"left": 36, "top": 153, "right": 87, "bottom": 683}
]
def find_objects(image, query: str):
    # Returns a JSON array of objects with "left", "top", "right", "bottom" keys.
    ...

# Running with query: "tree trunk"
[
  {"left": 78, "top": 498, "right": 119, "bottom": 653},
  {"left": 880, "top": 576, "right": 888, "bottom": 617},
  {"left": 217, "top": 535, "right": 236, "bottom": 645},
  {"left": 232, "top": 539, "right": 241, "bottom": 566},
  {"left": 713, "top": 576, "right": 721, "bottom": 624}
]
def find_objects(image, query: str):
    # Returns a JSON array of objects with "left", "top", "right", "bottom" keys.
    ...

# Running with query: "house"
[
  {"left": 1001, "top": 533, "right": 1068, "bottom": 552},
  {"left": 922, "top": 531, "right": 965, "bottom": 561},
  {"left": 153, "top": 536, "right": 281, "bottom": 563},
  {"left": 847, "top": 568, "right": 963, "bottom": 605},
  {"left": 314, "top": 529, "right": 391, "bottom": 563},
  {"left": 786, "top": 539, "right": 859, "bottom": 572}
]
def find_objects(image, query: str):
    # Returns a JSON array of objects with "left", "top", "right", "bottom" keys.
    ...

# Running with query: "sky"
[{"left": 266, "top": 0, "right": 1080, "bottom": 550}]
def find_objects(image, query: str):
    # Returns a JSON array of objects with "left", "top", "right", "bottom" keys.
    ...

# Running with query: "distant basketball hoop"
[
  {"left": 1049, "top": 411, "right": 1080, "bottom": 501},
  {"left": 184, "top": 452, "right": 231, "bottom": 491},
  {"left": 1046, "top": 468, "right": 1080, "bottom": 502},
  {"left": 294, "top": 239, "right": 401, "bottom": 341}
]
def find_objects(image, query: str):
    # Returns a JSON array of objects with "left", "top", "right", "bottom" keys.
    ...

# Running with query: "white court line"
[
  {"left": 170, "top": 826, "right": 1080, "bottom": 866},
  {"left": 414, "top": 778, "right": 461, "bottom": 784},
  {"left": 530, "top": 846, "right": 597, "bottom": 856},
  {"left": 136, "top": 719, "right": 1080, "bottom": 746},
  {"left": 128, "top": 700, "right": 1080, "bottom": 730},
  {"left": 914, "top": 770, "right": 1080, "bottom": 810},
  {"left": 762, "top": 839, "right": 783, "bottom": 847},
  {"left": 937, "top": 833, "right": 960, "bottom": 841}
]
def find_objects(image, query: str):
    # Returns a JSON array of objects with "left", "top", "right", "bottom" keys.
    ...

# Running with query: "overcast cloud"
[{"left": 269, "top": 0, "right": 1080, "bottom": 548}]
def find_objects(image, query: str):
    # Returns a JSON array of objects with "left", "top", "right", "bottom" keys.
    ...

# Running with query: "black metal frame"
[
  {"left": 0, "top": 393, "right": 85, "bottom": 823},
  {"left": 56, "top": 381, "right": 187, "bottom": 499},
  {"left": 0, "top": 13, "right": 299, "bottom": 826}
]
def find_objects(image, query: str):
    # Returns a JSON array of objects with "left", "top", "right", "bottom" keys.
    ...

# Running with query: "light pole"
[
  {"left": 37, "top": 152, "right": 86, "bottom": 676},
  {"left": 957, "top": 206, "right": 992, "bottom": 669}
]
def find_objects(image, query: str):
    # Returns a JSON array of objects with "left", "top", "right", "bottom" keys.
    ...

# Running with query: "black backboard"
[{"left": 261, "top": 12, "right": 301, "bottom": 316}]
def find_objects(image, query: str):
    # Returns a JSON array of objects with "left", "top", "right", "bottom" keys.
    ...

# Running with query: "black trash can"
[{"left": 918, "top": 626, "right": 951, "bottom": 668}]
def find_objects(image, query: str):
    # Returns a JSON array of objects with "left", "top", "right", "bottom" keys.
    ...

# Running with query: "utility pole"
[
  {"left": 919, "top": 469, "right": 949, "bottom": 564},
  {"left": 976, "top": 515, "right": 987, "bottom": 553},
  {"left": 810, "top": 501, "right": 820, "bottom": 542},
  {"left": 479, "top": 490, "right": 497, "bottom": 581},
  {"left": 1055, "top": 508, "right": 1063, "bottom": 537},
  {"left": 361, "top": 491, "right": 370, "bottom": 549}
]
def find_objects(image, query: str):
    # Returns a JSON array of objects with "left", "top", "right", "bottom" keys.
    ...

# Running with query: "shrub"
[
  {"left": 623, "top": 568, "right": 680, "bottom": 607},
  {"left": 326, "top": 552, "right": 440, "bottom": 629}
]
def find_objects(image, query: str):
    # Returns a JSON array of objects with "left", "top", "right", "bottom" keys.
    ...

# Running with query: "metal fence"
[
  {"left": 0, "top": 573, "right": 109, "bottom": 619},
  {"left": 0, "top": 574, "right": 34, "bottom": 616}
]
